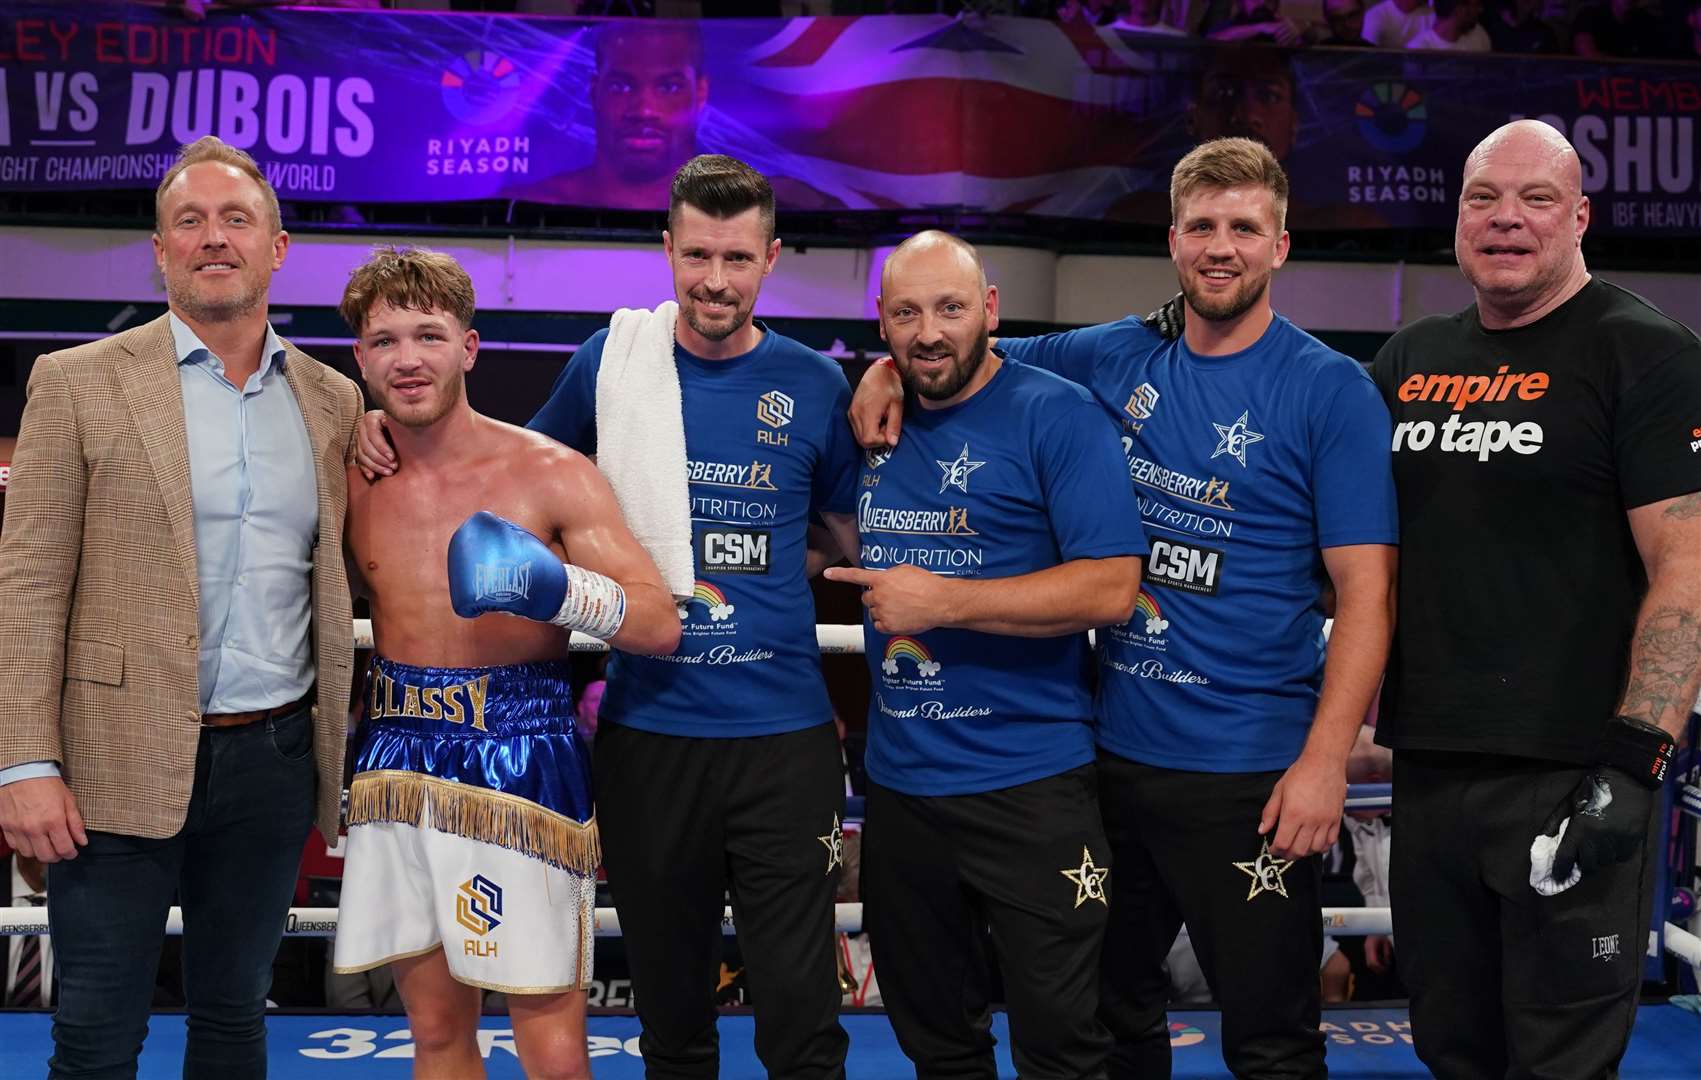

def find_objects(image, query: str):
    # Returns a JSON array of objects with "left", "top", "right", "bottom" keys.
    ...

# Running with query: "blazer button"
[{"left": 186, "top": 633, "right": 198, "bottom": 647}]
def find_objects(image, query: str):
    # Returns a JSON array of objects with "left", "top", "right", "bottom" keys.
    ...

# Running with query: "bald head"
[
  {"left": 877, "top": 230, "right": 1000, "bottom": 408},
  {"left": 1464, "top": 120, "right": 1583, "bottom": 200},
  {"left": 881, "top": 230, "right": 987, "bottom": 296},
  {"left": 1455, "top": 119, "right": 1591, "bottom": 329}
]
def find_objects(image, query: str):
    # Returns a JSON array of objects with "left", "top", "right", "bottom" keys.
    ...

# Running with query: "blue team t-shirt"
[
  {"left": 858, "top": 359, "right": 1149, "bottom": 797},
  {"left": 1003, "top": 314, "right": 1397, "bottom": 772},
  {"left": 528, "top": 322, "right": 860, "bottom": 738}
]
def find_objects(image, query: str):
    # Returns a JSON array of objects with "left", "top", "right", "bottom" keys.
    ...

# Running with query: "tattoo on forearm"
[
  {"left": 1620, "top": 606, "right": 1701, "bottom": 728},
  {"left": 1664, "top": 492, "right": 1701, "bottom": 521}
]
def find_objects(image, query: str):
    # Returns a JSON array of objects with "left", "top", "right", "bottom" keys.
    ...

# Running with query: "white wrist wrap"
[{"left": 550, "top": 563, "right": 627, "bottom": 640}]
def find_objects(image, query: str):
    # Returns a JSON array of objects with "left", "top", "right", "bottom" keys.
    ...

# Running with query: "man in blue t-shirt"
[
  {"left": 355, "top": 156, "right": 859, "bottom": 1079},
  {"left": 851, "top": 140, "right": 1398, "bottom": 1079},
  {"left": 824, "top": 231, "right": 1147, "bottom": 1079}
]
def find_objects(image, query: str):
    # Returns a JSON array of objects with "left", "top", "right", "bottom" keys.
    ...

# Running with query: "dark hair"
[
  {"left": 1433, "top": 0, "right": 1463, "bottom": 17},
  {"left": 339, "top": 245, "right": 476, "bottom": 335},
  {"left": 593, "top": 22, "right": 702, "bottom": 75},
  {"left": 668, "top": 154, "right": 776, "bottom": 243}
]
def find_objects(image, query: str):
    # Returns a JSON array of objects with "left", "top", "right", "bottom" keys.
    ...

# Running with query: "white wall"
[{"left": 2, "top": 225, "right": 1697, "bottom": 334}]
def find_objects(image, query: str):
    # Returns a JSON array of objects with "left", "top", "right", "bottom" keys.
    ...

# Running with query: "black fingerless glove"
[
  {"left": 1538, "top": 718, "right": 1674, "bottom": 884},
  {"left": 1142, "top": 293, "right": 1185, "bottom": 341}
]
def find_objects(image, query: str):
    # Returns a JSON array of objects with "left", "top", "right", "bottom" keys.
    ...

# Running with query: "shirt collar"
[{"left": 168, "top": 311, "right": 288, "bottom": 376}]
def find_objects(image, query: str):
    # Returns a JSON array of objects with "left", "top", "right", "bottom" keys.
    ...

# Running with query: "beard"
[
  {"left": 683, "top": 290, "right": 751, "bottom": 343},
  {"left": 372, "top": 372, "right": 464, "bottom": 430},
  {"left": 1180, "top": 265, "right": 1270, "bottom": 324},
  {"left": 900, "top": 324, "right": 991, "bottom": 402},
  {"left": 166, "top": 269, "right": 267, "bottom": 325}
]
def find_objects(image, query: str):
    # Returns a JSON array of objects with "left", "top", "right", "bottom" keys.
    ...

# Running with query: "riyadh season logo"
[
  {"left": 440, "top": 51, "right": 524, "bottom": 125},
  {"left": 1354, "top": 81, "right": 1427, "bottom": 154}
]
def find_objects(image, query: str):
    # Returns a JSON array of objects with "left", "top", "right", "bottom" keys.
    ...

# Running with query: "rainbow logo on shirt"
[
  {"left": 1135, "top": 590, "right": 1169, "bottom": 636},
  {"left": 882, "top": 636, "right": 941, "bottom": 678},
  {"left": 689, "top": 581, "right": 736, "bottom": 622}
]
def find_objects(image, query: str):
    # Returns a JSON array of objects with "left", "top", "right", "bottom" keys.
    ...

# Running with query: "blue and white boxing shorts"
[{"left": 333, "top": 657, "right": 597, "bottom": 994}]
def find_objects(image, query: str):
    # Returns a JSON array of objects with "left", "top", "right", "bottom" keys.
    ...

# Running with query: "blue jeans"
[{"left": 45, "top": 704, "right": 318, "bottom": 1080}]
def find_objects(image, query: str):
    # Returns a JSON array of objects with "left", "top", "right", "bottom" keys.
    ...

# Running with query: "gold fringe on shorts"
[{"left": 347, "top": 770, "right": 600, "bottom": 875}]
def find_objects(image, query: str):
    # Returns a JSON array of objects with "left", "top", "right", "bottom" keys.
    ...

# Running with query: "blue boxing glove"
[
  {"left": 447, "top": 511, "right": 569, "bottom": 622},
  {"left": 447, "top": 511, "right": 628, "bottom": 639}
]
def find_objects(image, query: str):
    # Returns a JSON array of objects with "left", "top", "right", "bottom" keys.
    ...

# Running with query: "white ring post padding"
[{"left": 350, "top": 620, "right": 867, "bottom": 654}]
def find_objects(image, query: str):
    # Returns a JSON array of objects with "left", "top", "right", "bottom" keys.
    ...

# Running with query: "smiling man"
[
  {"left": 850, "top": 137, "right": 1398, "bottom": 1078},
  {"left": 355, "top": 155, "right": 861, "bottom": 1079},
  {"left": 825, "top": 231, "right": 1146, "bottom": 1080},
  {"left": 1371, "top": 118, "right": 1701, "bottom": 1079},
  {"left": 333, "top": 246, "right": 679, "bottom": 1080},
  {"left": 0, "top": 136, "right": 362, "bottom": 1078}
]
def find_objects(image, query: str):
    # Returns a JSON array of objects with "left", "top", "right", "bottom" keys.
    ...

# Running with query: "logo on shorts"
[
  {"left": 1211, "top": 410, "right": 1264, "bottom": 468},
  {"left": 1233, "top": 838, "right": 1293, "bottom": 901},
  {"left": 455, "top": 874, "right": 504, "bottom": 936},
  {"left": 1124, "top": 382, "right": 1160, "bottom": 433},
  {"left": 473, "top": 561, "right": 531, "bottom": 603},
  {"left": 757, "top": 390, "right": 794, "bottom": 429},
  {"left": 818, "top": 815, "right": 844, "bottom": 874},
  {"left": 1690, "top": 426, "right": 1701, "bottom": 453},
  {"left": 1061, "top": 846, "right": 1109, "bottom": 908},
  {"left": 1592, "top": 933, "right": 1620, "bottom": 961}
]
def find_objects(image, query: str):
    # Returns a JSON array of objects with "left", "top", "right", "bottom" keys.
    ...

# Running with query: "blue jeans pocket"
[{"left": 267, "top": 706, "right": 314, "bottom": 763}]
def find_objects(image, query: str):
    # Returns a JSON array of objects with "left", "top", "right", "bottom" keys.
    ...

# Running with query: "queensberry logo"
[
  {"left": 1355, "top": 82, "right": 1427, "bottom": 154},
  {"left": 455, "top": 875, "right": 503, "bottom": 936},
  {"left": 698, "top": 529, "right": 771, "bottom": 575},
  {"left": 440, "top": 51, "right": 524, "bottom": 125},
  {"left": 1145, "top": 539, "right": 1224, "bottom": 596}
]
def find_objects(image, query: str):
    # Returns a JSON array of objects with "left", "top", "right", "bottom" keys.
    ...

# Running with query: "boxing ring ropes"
[{"left": 4, "top": 618, "right": 1701, "bottom": 977}]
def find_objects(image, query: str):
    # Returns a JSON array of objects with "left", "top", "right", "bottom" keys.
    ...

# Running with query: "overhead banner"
[{"left": 1, "top": 3, "right": 1698, "bottom": 233}]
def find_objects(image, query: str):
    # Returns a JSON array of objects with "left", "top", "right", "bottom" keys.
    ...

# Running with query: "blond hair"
[
  {"left": 1170, "top": 137, "right": 1290, "bottom": 233},
  {"left": 154, "top": 136, "right": 282, "bottom": 235},
  {"left": 338, "top": 245, "right": 476, "bottom": 336}
]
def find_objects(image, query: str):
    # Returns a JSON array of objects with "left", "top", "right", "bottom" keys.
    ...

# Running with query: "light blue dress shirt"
[{"left": 1, "top": 315, "right": 320, "bottom": 787}]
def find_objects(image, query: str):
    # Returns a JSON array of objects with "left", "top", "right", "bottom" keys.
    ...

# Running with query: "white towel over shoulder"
[{"left": 593, "top": 301, "right": 694, "bottom": 603}]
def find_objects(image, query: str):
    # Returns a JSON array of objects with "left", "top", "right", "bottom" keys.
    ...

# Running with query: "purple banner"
[{"left": 0, "top": 3, "right": 1697, "bottom": 233}]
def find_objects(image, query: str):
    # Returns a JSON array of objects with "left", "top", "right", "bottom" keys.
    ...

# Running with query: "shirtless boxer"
[{"left": 330, "top": 246, "right": 680, "bottom": 1080}]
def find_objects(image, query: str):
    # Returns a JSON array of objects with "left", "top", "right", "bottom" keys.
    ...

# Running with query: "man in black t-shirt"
[{"left": 1370, "top": 118, "right": 1701, "bottom": 1078}]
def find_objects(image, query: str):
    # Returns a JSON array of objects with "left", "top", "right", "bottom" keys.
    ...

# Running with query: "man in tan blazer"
[{"left": 0, "top": 136, "right": 360, "bottom": 1078}]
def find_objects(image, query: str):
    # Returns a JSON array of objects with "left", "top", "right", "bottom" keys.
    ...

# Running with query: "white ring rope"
[
  {"left": 0, "top": 903, "right": 1697, "bottom": 961},
  {"left": 0, "top": 903, "right": 1397, "bottom": 939},
  {"left": 351, "top": 619, "right": 868, "bottom": 654}
]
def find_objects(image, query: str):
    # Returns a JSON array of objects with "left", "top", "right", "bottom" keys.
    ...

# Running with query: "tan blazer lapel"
[
  {"left": 116, "top": 316, "right": 199, "bottom": 608},
  {"left": 280, "top": 342, "right": 339, "bottom": 532}
]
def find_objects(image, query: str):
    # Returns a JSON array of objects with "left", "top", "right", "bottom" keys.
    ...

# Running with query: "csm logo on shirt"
[
  {"left": 1144, "top": 539, "right": 1224, "bottom": 596},
  {"left": 699, "top": 529, "right": 771, "bottom": 574}
]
